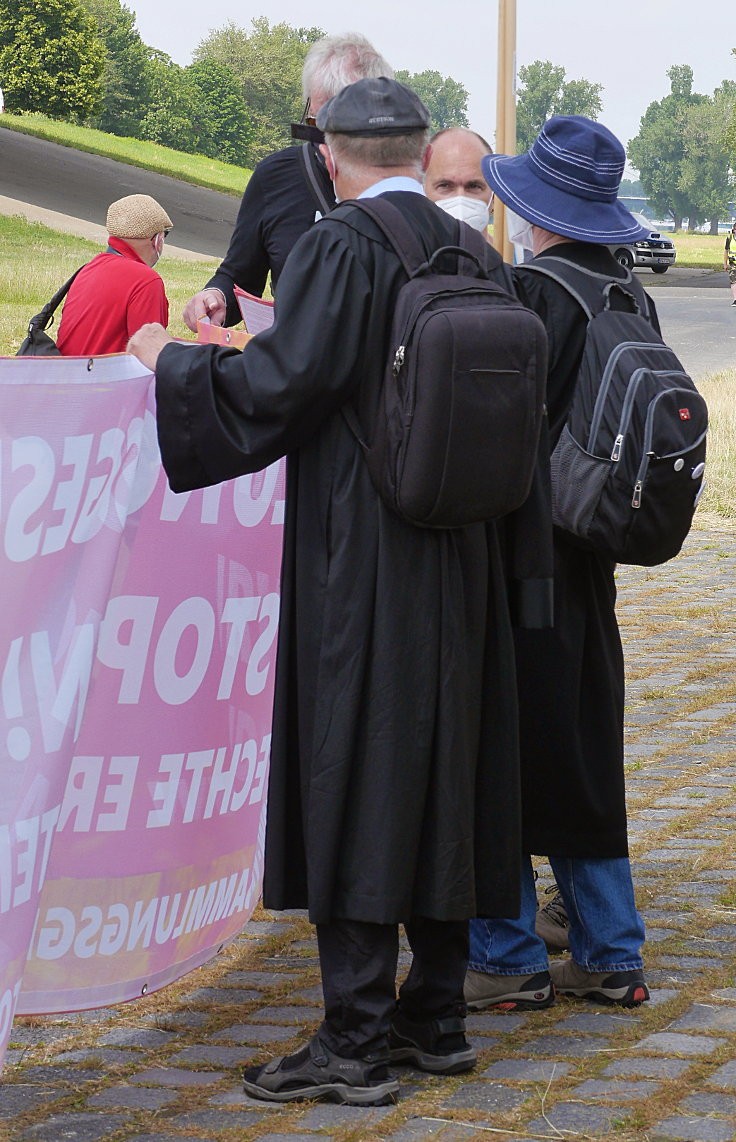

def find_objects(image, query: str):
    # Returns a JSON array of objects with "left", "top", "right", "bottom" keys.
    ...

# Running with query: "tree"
[
  {"left": 0, "top": 0, "right": 104, "bottom": 121},
  {"left": 679, "top": 83, "right": 736, "bottom": 233},
  {"left": 628, "top": 65, "right": 707, "bottom": 230},
  {"left": 194, "top": 18, "right": 324, "bottom": 165},
  {"left": 723, "top": 51, "right": 736, "bottom": 162},
  {"left": 81, "top": 0, "right": 152, "bottom": 136},
  {"left": 394, "top": 69, "right": 469, "bottom": 130},
  {"left": 185, "top": 59, "right": 253, "bottom": 166},
  {"left": 515, "top": 60, "right": 603, "bottom": 152}
]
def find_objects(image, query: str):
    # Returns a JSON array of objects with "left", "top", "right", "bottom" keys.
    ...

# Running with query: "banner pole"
[{"left": 494, "top": 0, "right": 517, "bottom": 263}]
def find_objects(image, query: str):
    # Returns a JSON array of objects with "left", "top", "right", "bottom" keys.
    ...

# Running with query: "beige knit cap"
[{"left": 106, "top": 194, "right": 173, "bottom": 239}]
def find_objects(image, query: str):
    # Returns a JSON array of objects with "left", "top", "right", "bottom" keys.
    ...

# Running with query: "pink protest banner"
[{"left": 0, "top": 355, "right": 284, "bottom": 1068}]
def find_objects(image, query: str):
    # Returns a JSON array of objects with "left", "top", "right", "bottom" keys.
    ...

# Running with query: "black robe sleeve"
[{"left": 156, "top": 223, "right": 372, "bottom": 491}]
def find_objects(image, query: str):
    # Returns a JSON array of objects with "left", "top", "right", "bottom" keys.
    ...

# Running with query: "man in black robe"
[
  {"left": 182, "top": 33, "right": 393, "bottom": 331},
  {"left": 464, "top": 116, "right": 653, "bottom": 1012},
  {"left": 129, "top": 77, "right": 526, "bottom": 1105}
]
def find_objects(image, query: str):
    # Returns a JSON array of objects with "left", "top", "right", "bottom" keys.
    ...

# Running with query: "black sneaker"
[
  {"left": 389, "top": 1011, "right": 476, "bottom": 1074},
  {"left": 242, "top": 1035, "right": 399, "bottom": 1105},
  {"left": 549, "top": 959, "right": 650, "bottom": 1007}
]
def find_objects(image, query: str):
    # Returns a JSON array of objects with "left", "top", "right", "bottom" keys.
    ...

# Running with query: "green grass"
[
  {"left": 0, "top": 112, "right": 250, "bottom": 197},
  {"left": 0, "top": 214, "right": 217, "bottom": 355},
  {"left": 670, "top": 230, "right": 727, "bottom": 270}
]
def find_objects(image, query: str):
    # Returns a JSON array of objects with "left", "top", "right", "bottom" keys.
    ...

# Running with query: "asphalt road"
[
  {"left": 640, "top": 267, "right": 736, "bottom": 379},
  {"left": 0, "top": 125, "right": 240, "bottom": 259}
]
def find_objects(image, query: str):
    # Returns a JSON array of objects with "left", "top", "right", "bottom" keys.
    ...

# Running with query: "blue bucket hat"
[{"left": 481, "top": 115, "right": 650, "bottom": 244}]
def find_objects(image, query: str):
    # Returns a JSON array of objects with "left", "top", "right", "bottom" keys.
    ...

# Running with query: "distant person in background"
[
  {"left": 724, "top": 220, "right": 736, "bottom": 306},
  {"left": 424, "top": 127, "right": 494, "bottom": 240},
  {"left": 57, "top": 194, "right": 170, "bottom": 356},
  {"left": 182, "top": 33, "right": 393, "bottom": 332}
]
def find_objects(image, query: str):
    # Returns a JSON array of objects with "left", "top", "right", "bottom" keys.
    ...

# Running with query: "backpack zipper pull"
[
  {"left": 632, "top": 480, "right": 642, "bottom": 508},
  {"left": 611, "top": 434, "right": 623, "bottom": 461},
  {"left": 393, "top": 346, "right": 405, "bottom": 376}
]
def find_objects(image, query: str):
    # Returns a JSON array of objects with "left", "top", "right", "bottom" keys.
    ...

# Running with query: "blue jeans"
[{"left": 469, "top": 856, "right": 645, "bottom": 974}]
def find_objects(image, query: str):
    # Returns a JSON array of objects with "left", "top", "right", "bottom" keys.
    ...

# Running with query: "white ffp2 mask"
[{"left": 436, "top": 195, "right": 490, "bottom": 233}]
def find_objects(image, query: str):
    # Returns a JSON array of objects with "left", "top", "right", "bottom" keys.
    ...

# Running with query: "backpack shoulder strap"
[
  {"left": 344, "top": 196, "right": 427, "bottom": 276},
  {"left": 298, "top": 143, "right": 335, "bottom": 217},
  {"left": 523, "top": 256, "right": 647, "bottom": 322}
]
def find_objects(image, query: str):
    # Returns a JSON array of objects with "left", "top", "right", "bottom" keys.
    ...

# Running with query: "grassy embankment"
[
  {"left": 0, "top": 112, "right": 250, "bottom": 196},
  {"left": 1, "top": 212, "right": 732, "bottom": 528}
]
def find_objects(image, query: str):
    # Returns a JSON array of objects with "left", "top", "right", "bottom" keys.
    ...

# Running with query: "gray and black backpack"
[{"left": 525, "top": 257, "right": 707, "bottom": 566}]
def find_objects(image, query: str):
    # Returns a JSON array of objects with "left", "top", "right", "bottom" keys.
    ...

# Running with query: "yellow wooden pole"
[{"left": 494, "top": 0, "right": 517, "bottom": 263}]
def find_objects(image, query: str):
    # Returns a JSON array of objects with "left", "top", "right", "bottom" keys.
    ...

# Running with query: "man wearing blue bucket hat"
[{"left": 465, "top": 116, "right": 655, "bottom": 1010}]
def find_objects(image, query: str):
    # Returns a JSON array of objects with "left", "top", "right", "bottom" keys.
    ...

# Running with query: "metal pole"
[{"left": 494, "top": 0, "right": 517, "bottom": 263}]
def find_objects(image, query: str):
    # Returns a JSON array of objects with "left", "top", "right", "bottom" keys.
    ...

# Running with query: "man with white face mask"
[{"left": 424, "top": 127, "right": 494, "bottom": 238}]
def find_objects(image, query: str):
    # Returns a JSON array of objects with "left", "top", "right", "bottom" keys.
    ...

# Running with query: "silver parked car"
[{"left": 609, "top": 212, "right": 677, "bottom": 274}]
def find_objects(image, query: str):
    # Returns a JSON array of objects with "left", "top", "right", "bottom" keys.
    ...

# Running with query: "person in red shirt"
[{"left": 57, "top": 194, "right": 171, "bottom": 356}]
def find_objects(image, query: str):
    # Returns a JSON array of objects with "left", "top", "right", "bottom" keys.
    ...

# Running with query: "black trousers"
[{"left": 315, "top": 917, "right": 468, "bottom": 1057}]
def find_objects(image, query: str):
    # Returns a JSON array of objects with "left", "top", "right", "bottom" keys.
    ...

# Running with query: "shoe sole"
[
  {"left": 466, "top": 986, "right": 555, "bottom": 1013},
  {"left": 555, "top": 982, "right": 650, "bottom": 1008},
  {"left": 242, "top": 1077, "right": 400, "bottom": 1105},
  {"left": 389, "top": 1045, "right": 477, "bottom": 1074}
]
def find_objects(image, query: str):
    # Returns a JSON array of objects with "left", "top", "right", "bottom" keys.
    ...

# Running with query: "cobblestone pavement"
[{"left": 3, "top": 528, "right": 736, "bottom": 1142}]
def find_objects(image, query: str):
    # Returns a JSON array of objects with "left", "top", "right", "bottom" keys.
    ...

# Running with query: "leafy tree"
[
  {"left": 679, "top": 83, "right": 736, "bottom": 233},
  {"left": 394, "top": 69, "right": 469, "bottom": 130},
  {"left": 185, "top": 59, "right": 253, "bottom": 166},
  {"left": 723, "top": 52, "right": 736, "bottom": 162},
  {"left": 619, "top": 178, "right": 645, "bottom": 196},
  {"left": 0, "top": 0, "right": 104, "bottom": 121},
  {"left": 137, "top": 53, "right": 201, "bottom": 153},
  {"left": 515, "top": 60, "right": 602, "bottom": 152},
  {"left": 194, "top": 18, "right": 324, "bottom": 165},
  {"left": 81, "top": 0, "right": 152, "bottom": 136},
  {"left": 628, "top": 65, "right": 706, "bottom": 230}
]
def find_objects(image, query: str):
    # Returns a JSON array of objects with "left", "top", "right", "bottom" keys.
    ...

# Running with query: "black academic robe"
[
  {"left": 206, "top": 144, "right": 335, "bottom": 326},
  {"left": 155, "top": 192, "right": 523, "bottom": 925},
  {"left": 513, "top": 243, "right": 661, "bottom": 859}
]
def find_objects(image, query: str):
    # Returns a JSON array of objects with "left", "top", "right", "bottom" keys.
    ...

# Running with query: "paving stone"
[
  {"left": 706, "top": 1060, "right": 736, "bottom": 1089},
  {"left": 129, "top": 1066, "right": 227, "bottom": 1086},
  {"left": 291, "top": 985, "right": 324, "bottom": 1002},
  {"left": 524, "top": 1033, "right": 613, "bottom": 1057},
  {"left": 98, "top": 1027, "right": 176, "bottom": 1047},
  {"left": 140, "top": 1011, "right": 212, "bottom": 1028},
  {"left": 602, "top": 1057, "right": 692, "bottom": 1078},
  {"left": 553, "top": 1010, "right": 640, "bottom": 1033},
  {"left": 86, "top": 1085, "right": 179, "bottom": 1110},
  {"left": 382, "top": 1123, "right": 480, "bottom": 1141},
  {"left": 242, "top": 921, "right": 296, "bottom": 937},
  {"left": 19, "top": 1112, "right": 130, "bottom": 1140},
  {"left": 0, "top": 1085, "right": 64, "bottom": 1118},
  {"left": 257, "top": 1136, "right": 335, "bottom": 1142},
  {"left": 480, "top": 1059, "right": 572, "bottom": 1080},
  {"left": 50, "top": 1047, "right": 142, "bottom": 1065},
  {"left": 209, "top": 1023, "right": 296, "bottom": 1043},
  {"left": 8, "top": 1026, "right": 79, "bottom": 1046},
  {"left": 178, "top": 988, "right": 262, "bottom": 1005},
  {"left": 670, "top": 1004, "right": 736, "bottom": 1032},
  {"left": 636, "top": 1032, "right": 727, "bottom": 1055},
  {"left": 442, "top": 1081, "right": 531, "bottom": 1112},
  {"left": 464, "top": 1011, "right": 526, "bottom": 1033},
  {"left": 246, "top": 1005, "right": 319, "bottom": 1023},
  {"left": 711, "top": 988, "right": 736, "bottom": 1001},
  {"left": 570, "top": 1077, "right": 662, "bottom": 1100},
  {"left": 219, "top": 970, "right": 301, "bottom": 988},
  {"left": 682, "top": 1091, "right": 736, "bottom": 1115},
  {"left": 126, "top": 1136, "right": 212, "bottom": 1142},
  {"left": 297, "top": 1103, "right": 397, "bottom": 1128},
  {"left": 8, "top": 1065, "right": 103, "bottom": 1084},
  {"left": 169, "top": 1108, "right": 264, "bottom": 1131},
  {"left": 525, "top": 1102, "right": 632, "bottom": 1134},
  {"left": 165, "top": 1045, "right": 257, "bottom": 1066},
  {"left": 657, "top": 956, "right": 724, "bottom": 969},
  {"left": 651, "top": 1115, "right": 736, "bottom": 1141}
]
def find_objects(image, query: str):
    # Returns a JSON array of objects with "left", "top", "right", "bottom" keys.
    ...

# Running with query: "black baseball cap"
[{"left": 316, "top": 77, "right": 430, "bottom": 137}]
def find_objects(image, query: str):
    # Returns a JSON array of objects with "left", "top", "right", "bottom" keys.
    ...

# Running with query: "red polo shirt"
[{"left": 56, "top": 236, "right": 169, "bottom": 356}]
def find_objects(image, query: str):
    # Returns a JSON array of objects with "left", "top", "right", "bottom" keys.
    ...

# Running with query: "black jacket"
[{"left": 156, "top": 191, "right": 528, "bottom": 924}]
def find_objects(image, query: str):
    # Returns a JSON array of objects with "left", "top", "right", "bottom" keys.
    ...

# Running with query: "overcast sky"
[{"left": 129, "top": 0, "right": 734, "bottom": 174}]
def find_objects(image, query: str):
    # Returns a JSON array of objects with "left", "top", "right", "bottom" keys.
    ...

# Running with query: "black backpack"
[
  {"left": 524, "top": 257, "right": 708, "bottom": 566},
  {"left": 339, "top": 197, "right": 548, "bottom": 528}
]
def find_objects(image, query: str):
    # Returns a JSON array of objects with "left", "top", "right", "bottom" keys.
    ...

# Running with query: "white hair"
[{"left": 302, "top": 33, "right": 393, "bottom": 103}]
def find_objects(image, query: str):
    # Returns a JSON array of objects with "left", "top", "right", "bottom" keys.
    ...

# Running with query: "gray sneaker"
[
  {"left": 535, "top": 886, "right": 570, "bottom": 952},
  {"left": 464, "top": 969, "right": 554, "bottom": 1011},
  {"left": 549, "top": 958, "right": 649, "bottom": 1007}
]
